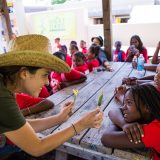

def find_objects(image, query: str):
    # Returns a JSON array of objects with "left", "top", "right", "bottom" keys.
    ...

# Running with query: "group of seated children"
[{"left": 113, "top": 35, "right": 148, "bottom": 63}]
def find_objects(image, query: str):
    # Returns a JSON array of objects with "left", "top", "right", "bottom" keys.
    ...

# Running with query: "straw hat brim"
[{"left": 0, "top": 50, "right": 70, "bottom": 73}]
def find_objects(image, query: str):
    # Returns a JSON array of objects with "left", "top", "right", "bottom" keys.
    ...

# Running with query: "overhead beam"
[{"left": 102, "top": 0, "right": 112, "bottom": 61}]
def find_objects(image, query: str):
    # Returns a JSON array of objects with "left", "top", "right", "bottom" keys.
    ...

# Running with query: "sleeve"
[
  {"left": 16, "top": 93, "right": 43, "bottom": 109},
  {"left": 98, "top": 49, "right": 108, "bottom": 65},
  {"left": 39, "top": 86, "right": 50, "bottom": 98},
  {"left": 87, "top": 61, "right": 93, "bottom": 72},
  {"left": 63, "top": 69, "right": 81, "bottom": 81},
  {"left": 0, "top": 96, "right": 26, "bottom": 134},
  {"left": 126, "top": 48, "right": 129, "bottom": 58},
  {"left": 142, "top": 47, "right": 148, "bottom": 63},
  {"left": 142, "top": 120, "right": 160, "bottom": 153},
  {"left": 122, "top": 51, "right": 126, "bottom": 61}
]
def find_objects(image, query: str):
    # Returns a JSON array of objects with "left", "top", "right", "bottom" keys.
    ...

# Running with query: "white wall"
[
  {"left": 87, "top": 23, "right": 160, "bottom": 55},
  {"left": 26, "top": 8, "right": 88, "bottom": 50}
]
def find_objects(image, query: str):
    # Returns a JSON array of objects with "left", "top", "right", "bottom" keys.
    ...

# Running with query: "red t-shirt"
[
  {"left": 87, "top": 59, "right": 100, "bottom": 72},
  {"left": 74, "top": 64, "right": 89, "bottom": 75},
  {"left": 82, "top": 47, "right": 88, "bottom": 54},
  {"left": 39, "top": 86, "right": 50, "bottom": 98},
  {"left": 113, "top": 50, "right": 126, "bottom": 62},
  {"left": 63, "top": 69, "right": 81, "bottom": 81},
  {"left": 16, "top": 93, "right": 43, "bottom": 109},
  {"left": 66, "top": 54, "right": 72, "bottom": 67},
  {"left": 142, "top": 120, "right": 160, "bottom": 160},
  {"left": 49, "top": 69, "right": 81, "bottom": 93},
  {"left": 126, "top": 47, "right": 148, "bottom": 63}
]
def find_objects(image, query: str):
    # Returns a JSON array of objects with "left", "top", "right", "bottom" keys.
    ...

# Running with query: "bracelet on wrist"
[{"left": 71, "top": 123, "right": 78, "bottom": 136}]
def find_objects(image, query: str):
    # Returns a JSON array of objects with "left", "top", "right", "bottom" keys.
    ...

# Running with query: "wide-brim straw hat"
[
  {"left": 0, "top": 34, "right": 70, "bottom": 73},
  {"left": 91, "top": 36, "right": 103, "bottom": 47}
]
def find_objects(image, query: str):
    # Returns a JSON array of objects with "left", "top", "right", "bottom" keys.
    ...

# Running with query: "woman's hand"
[
  {"left": 58, "top": 101, "right": 74, "bottom": 123},
  {"left": 77, "top": 107, "right": 104, "bottom": 129},
  {"left": 122, "top": 122, "right": 144, "bottom": 144}
]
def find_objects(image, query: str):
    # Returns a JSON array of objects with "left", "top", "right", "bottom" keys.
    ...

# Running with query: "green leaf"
[{"left": 98, "top": 92, "right": 103, "bottom": 106}]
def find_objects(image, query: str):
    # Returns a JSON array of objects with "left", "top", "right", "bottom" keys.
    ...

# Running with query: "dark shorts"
[{"left": 0, "top": 144, "right": 21, "bottom": 158}]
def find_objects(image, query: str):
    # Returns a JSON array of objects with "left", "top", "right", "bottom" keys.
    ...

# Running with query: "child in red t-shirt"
[
  {"left": 101, "top": 84, "right": 160, "bottom": 160},
  {"left": 49, "top": 51, "right": 87, "bottom": 94},
  {"left": 16, "top": 93, "right": 54, "bottom": 116},
  {"left": 72, "top": 51, "right": 89, "bottom": 75},
  {"left": 126, "top": 35, "right": 148, "bottom": 63},
  {"left": 39, "top": 86, "right": 50, "bottom": 98},
  {"left": 69, "top": 44, "right": 79, "bottom": 57},
  {"left": 113, "top": 41, "right": 126, "bottom": 62},
  {"left": 80, "top": 40, "right": 88, "bottom": 55},
  {"left": 59, "top": 45, "right": 72, "bottom": 67},
  {"left": 86, "top": 44, "right": 100, "bottom": 72}
]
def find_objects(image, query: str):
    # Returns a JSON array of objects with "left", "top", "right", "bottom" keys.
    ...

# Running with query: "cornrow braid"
[{"left": 130, "top": 84, "right": 160, "bottom": 120}]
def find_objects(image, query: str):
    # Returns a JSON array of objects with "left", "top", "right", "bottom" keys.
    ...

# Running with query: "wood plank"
[
  {"left": 56, "top": 142, "right": 126, "bottom": 160},
  {"left": 55, "top": 150, "right": 68, "bottom": 160},
  {"left": 113, "top": 149, "right": 145, "bottom": 160}
]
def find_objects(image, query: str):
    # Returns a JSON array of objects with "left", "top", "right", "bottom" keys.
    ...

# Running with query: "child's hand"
[
  {"left": 115, "top": 85, "right": 127, "bottom": 95},
  {"left": 122, "top": 123, "right": 144, "bottom": 144},
  {"left": 122, "top": 77, "right": 137, "bottom": 85},
  {"left": 156, "top": 41, "right": 160, "bottom": 50},
  {"left": 104, "top": 62, "right": 114, "bottom": 72},
  {"left": 154, "top": 72, "right": 160, "bottom": 87},
  {"left": 114, "top": 85, "right": 126, "bottom": 104}
]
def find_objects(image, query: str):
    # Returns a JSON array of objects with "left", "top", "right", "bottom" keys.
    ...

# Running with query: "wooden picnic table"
[{"left": 29, "top": 62, "right": 156, "bottom": 160}]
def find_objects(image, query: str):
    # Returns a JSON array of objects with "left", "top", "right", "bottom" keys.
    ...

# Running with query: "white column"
[{"left": 14, "top": 0, "right": 28, "bottom": 35}]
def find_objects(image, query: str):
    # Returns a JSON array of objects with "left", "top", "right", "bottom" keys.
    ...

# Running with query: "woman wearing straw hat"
[{"left": 0, "top": 34, "right": 103, "bottom": 157}]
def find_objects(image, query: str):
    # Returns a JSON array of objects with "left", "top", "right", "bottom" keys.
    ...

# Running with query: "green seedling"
[
  {"left": 73, "top": 89, "right": 79, "bottom": 102},
  {"left": 98, "top": 92, "right": 103, "bottom": 106}
]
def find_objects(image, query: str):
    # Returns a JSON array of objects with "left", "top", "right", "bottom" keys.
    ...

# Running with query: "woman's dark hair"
[
  {"left": 53, "top": 51, "right": 66, "bottom": 61},
  {"left": 89, "top": 44, "right": 100, "bottom": 57},
  {"left": 130, "top": 35, "right": 144, "bottom": 53},
  {"left": 127, "top": 84, "right": 160, "bottom": 120},
  {"left": 74, "top": 51, "right": 86, "bottom": 61},
  {"left": 0, "top": 66, "right": 40, "bottom": 85}
]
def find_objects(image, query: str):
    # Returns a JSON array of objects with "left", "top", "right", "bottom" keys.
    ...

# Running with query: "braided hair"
[{"left": 128, "top": 84, "right": 160, "bottom": 120}]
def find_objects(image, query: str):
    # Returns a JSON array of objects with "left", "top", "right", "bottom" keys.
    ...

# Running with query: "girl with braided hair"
[{"left": 101, "top": 84, "right": 160, "bottom": 160}]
